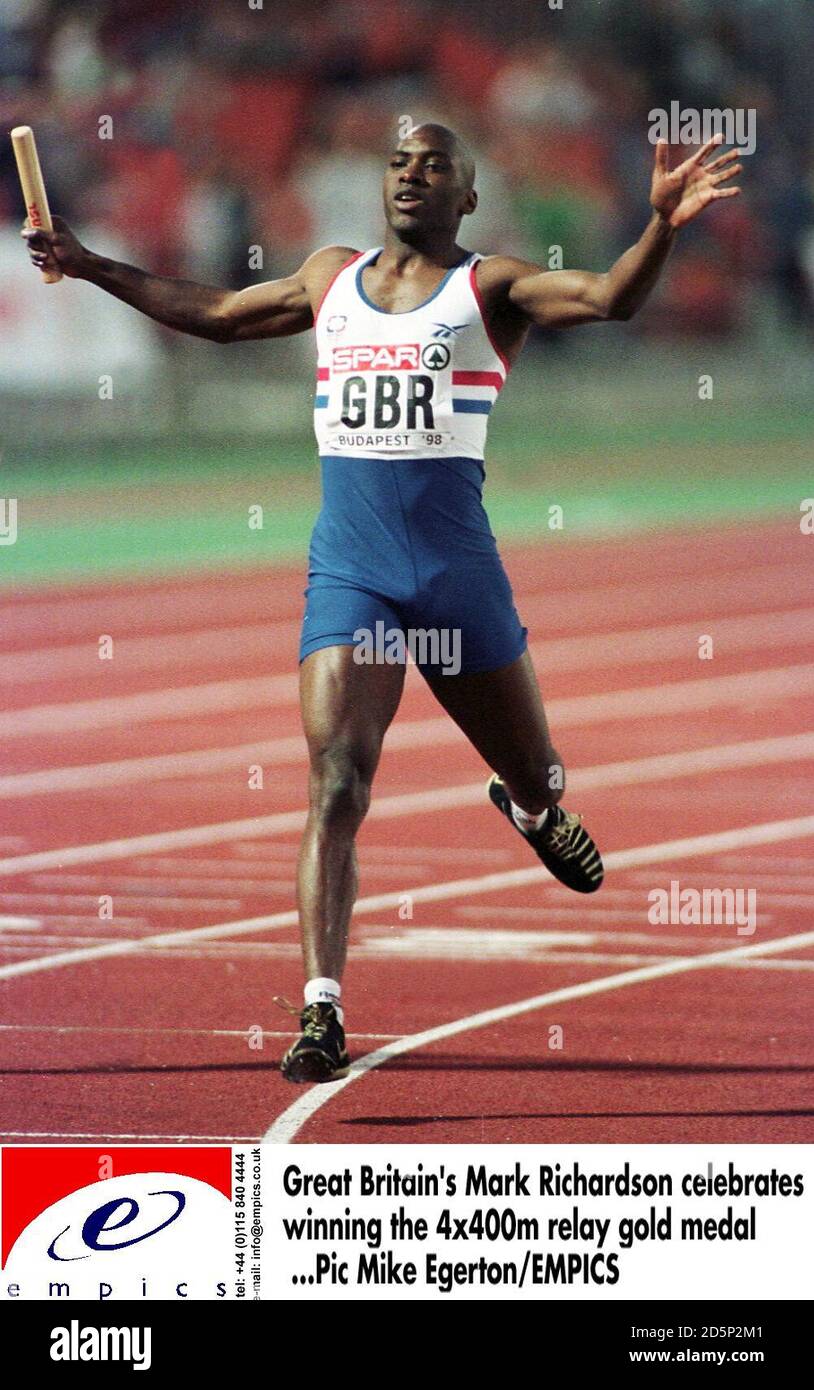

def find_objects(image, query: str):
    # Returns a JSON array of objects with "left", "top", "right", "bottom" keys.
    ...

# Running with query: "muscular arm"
[
  {"left": 482, "top": 135, "right": 743, "bottom": 340},
  {"left": 22, "top": 217, "right": 355, "bottom": 342},
  {"left": 507, "top": 212, "right": 676, "bottom": 328},
  {"left": 81, "top": 255, "right": 318, "bottom": 341}
]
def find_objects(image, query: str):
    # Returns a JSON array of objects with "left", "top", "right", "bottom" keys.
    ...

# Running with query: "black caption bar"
[{"left": 1, "top": 1299, "right": 806, "bottom": 1376}]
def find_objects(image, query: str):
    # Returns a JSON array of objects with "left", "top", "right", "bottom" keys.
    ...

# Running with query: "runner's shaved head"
[{"left": 404, "top": 123, "right": 476, "bottom": 191}]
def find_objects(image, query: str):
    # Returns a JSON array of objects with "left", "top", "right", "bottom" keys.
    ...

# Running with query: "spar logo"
[
  {"left": 332, "top": 343, "right": 420, "bottom": 372},
  {"left": 1, "top": 1147, "right": 233, "bottom": 1299}
]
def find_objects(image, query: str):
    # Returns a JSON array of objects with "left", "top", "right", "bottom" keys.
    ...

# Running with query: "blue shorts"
[{"left": 300, "top": 455, "right": 528, "bottom": 677}]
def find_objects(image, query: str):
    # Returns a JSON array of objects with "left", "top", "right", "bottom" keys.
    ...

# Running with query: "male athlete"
[{"left": 24, "top": 123, "right": 742, "bottom": 1083}]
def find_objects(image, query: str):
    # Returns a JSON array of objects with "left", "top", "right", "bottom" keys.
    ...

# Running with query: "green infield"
[{"left": 1, "top": 393, "right": 810, "bottom": 587}]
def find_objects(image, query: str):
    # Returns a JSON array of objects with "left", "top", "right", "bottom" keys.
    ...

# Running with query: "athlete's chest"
[
  {"left": 359, "top": 260, "right": 463, "bottom": 314},
  {"left": 313, "top": 248, "right": 507, "bottom": 458},
  {"left": 319, "top": 249, "right": 483, "bottom": 355}
]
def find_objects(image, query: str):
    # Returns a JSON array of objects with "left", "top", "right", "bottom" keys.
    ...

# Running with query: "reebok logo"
[{"left": 50, "top": 1319, "right": 151, "bottom": 1370}]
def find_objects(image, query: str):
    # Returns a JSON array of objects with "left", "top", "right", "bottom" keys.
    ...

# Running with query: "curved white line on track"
[
  {"left": 1, "top": 728, "right": 811, "bottom": 874},
  {"left": 264, "top": 924, "right": 814, "bottom": 1144}
]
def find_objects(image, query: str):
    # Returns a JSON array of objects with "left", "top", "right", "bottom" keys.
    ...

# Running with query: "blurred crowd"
[{"left": 1, "top": 0, "right": 813, "bottom": 339}]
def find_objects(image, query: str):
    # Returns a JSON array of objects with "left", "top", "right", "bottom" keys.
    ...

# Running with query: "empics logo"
[
  {"left": 2, "top": 1147, "right": 233, "bottom": 1300},
  {"left": 51, "top": 1320, "right": 151, "bottom": 1371}
]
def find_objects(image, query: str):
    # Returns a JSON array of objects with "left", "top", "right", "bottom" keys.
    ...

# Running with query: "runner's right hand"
[{"left": 21, "top": 214, "right": 90, "bottom": 278}]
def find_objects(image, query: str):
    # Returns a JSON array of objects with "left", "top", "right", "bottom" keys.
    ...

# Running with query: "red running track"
[{"left": 0, "top": 519, "right": 812, "bottom": 1144}]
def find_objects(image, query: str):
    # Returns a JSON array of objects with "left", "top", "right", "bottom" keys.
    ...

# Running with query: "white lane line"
[
  {"left": 0, "top": 914, "right": 151, "bottom": 928},
  {"left": 0, "top": 674, "right": 298, "bottom": 740},
  {"left": 457, "top": 905, "right": 661, "bottom": 921},
  {"left": 624, "top": 872, "right": 814, "bottom": 891},
  {"left": 0, "top": 1131, "right": 262, "bottom": 1142},
  {"left": 716, "top": 856, "right": 814, "bottom": 871},
  {"left": 531, "top": 606, "right": 814, "bottom": 673},
  {"left": 4, "top": 556, "right": 805, "bottom": 682},
  {"left": 457, "top": 891, "right": 814, "bottom": 912},
  {"left": 1, "top": 813, "right": 813, "bottom": 983},
  {"left": 358, "top": 927, "right": 765, "bottom": 954},
  {"left": 0, "top": 939, "right": 292, "bottom": 959},
  {"left": 5, "top": 666, "right": 814, "bottom": 799},
  {"left": 0, "top": 938, "right": 136, "bottom": 951},
  {"left": 0, "top": 619, "right": 299, "bottom": 685},
  {"left": 0, "top": 1024, "right": 400, "bottom": 1040},
  {"left": 1, "top": 727, "right": 811, "bottom": 876},
  {"left": 19, "top": 863, "right": 811, "bottom": 910},
  {"left": 129, "top": 855, "right": 306, "bottom": 873},
  {"left": 3, "top": 601, "right": 810, "bottom": 740},
  {"left": 27, "top": 874, "right": 295, "bottom": 895},
  {"left": 0, "top": 734, "right": 322, "bottom": 799},
  {"left": 473, "top": 953, "right": 812, "bottom": 972},
  {"left": 0, "top": 536, "right": 776, "bottom": 626},
  {"left": 731, "top": 959, "right": 814, "bottom": 971},
  {"left": 0, "top": 916, "right": 42, "bottom": 930},
  {"left": 0, "top": 938, "right": 307, "bottom": 953},
  {"left": 397, "top": 925, "right": 748, "bottom": 949},
  {"left": 0, "top": 580, "right": 305, "bottom": 639},
  {"left": 2, "top": 945, "right": 810, "bottom": 971},
  {"left": 5, "top": 944, "right": 799, "bottom": 969},
  {"left": 128, "top": 853, "right": 440, "bottom": 876},
  {"left": 0, "top": 893, "right": 244, "bottom": 912},
  {"left": 230, "top": 843, "right": 506, "bottom": 864},
  {"left": 264, "top": 923, "right": 814, "bottom": 1144}
]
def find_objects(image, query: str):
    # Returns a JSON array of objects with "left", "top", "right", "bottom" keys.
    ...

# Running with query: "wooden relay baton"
[{"left": 11, "top": 124, "right": 63, "bottom": 284}]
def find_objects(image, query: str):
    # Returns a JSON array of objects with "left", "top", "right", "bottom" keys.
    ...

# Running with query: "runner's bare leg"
[
  {"left": 422, "top": 649, "right": 564, "bottom": 812},
  {"left": 297, "top": 645, "right": 405, "bottom": 981}
]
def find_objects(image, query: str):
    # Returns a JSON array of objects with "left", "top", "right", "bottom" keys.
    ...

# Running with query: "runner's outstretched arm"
[
  {"left": 21, "top": 219, "right": 356, "bottom": 343},
  {"left": 488, "top": 135, "right": 743, "bottom": 330}
]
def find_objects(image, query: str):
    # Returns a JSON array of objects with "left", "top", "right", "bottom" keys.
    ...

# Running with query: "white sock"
[
  {"left": 511, "top": 801, "right": 549, "bottom": 835},
  {"left": 304, "top": 976, "right": 343, "bottom": 1024}
]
